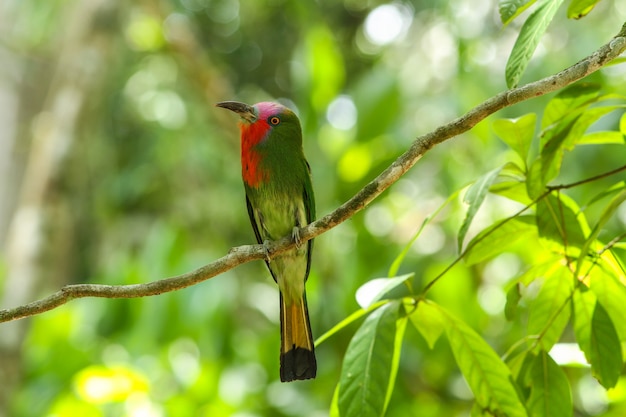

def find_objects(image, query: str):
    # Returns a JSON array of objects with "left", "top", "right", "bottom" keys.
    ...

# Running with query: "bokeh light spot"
[
  {"left": 126, "top": 13, "right": 164, "bottom": 51},
  {"left": 364, "top": 3, "right": 412, "bottom": 46},
  {"left": 326, "top": 95, "right": 357, "bottom": 131},
  {"left": 338, "top": 145, "right": 371, "bottom": 182}
]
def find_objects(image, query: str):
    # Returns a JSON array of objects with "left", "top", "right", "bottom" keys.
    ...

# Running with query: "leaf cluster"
[{"left": 324, "top": 84, "right": 626, "bottom": 417}]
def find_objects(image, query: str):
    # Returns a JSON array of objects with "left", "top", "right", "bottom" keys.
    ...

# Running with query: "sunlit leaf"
[
  {"left": 536, "top": 193, "right": 589, "bottom": 251},
  {"left": 505, "top": 0, "right": 565, "bottom": 88},
  {"left": 577, "top": 131, "right": 626, "bottom": 145},
  {"left": 589, "top": 268, "right": 626, "bottom": 341},
  {"left": 527, "top": 266, "right": 574, "bottom": 351},
  {"left": 330, "top": 384, "right": 340, "bottom": 417},
  {"left": 490, "top": 180, "right": 532, "bottom": 205},
  {"left": 499, "top": 0, "right": 538, "bottom": 25},
  {"left": 435, "top": 304, "right": 528, "bottom": 417},
  {"left": 567, "top": 0, "right": 601, "bottom": 19},
  {"left": 507, "top": 350, "right": 534, "bottom": 385},
  {"left": 515, "top": 254, "right": 563, "bottom": 286},
  {"left": 526, "top": 157, "right": 546, "bottom": 199},
  {"left": 458, "top": 167, "right": 503, "bottom": 252},
  {"left": 408, "top": 299, "right": 445, "bottom": 349},
  {"left": 572, "top": 285, "right": 595, "bottom": 364},
  {"left": 589, "top": 302, "right": 622, "bottom": 388},
  {"left": 539, "top": 117, "right": 577, "bottom": 185},
  {"left": 385, "top": 316, "right": 407, "bottom": 410},
  {"left": 505, "top": 283, "right": 522, "bottom": 321},
  {"left": 563, "top": 105, "right": 626, "bottom": 149},
  {"left": 465, "top": 216, "right": 537, "bottom": 266},
  {"left": 576, "top": 188, "right": 626, "bottom": 275},
  {"left": 525, "top": 350, "right": 573, "bottom": 417},
  {"left": 355, "top": 274, "right": 413, "bottom": 309},
  {"left": 541, "top": 83, "right": 601, "bottom": 130},
  {"left": 338, "top": 301, "right": 401, "bottom": 417},
  {"left": 492, "top": 113, "right": 536, "bottom": 164}
]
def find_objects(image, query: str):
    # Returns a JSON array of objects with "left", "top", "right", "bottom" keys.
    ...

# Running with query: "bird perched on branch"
[{"left": 216, "top": 100, "right": 316, "bottom": 382}]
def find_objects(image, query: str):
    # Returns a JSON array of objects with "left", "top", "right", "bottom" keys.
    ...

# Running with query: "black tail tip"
[{"left": 280, "top": 347, "right": 317, "bottom": 382}]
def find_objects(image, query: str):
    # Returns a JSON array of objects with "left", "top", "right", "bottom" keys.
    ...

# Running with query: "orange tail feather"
[{"left": 279, "top": 292, "right": 316, "bottom": 381}]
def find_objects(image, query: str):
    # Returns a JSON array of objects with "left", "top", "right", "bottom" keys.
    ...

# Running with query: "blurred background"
[{"left": 1, "top": 0, "right": 626, "bottom": 416}]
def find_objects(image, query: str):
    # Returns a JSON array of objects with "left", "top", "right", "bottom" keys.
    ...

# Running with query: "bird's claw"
[
  {"left": 262, "top": 240, "right": 272, "bottom": 263},
  {"left": 292, "top": 226, "right": 301, "bottom": 248}
]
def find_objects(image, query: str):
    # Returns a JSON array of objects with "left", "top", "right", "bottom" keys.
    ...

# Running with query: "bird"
[{"left": 216, "top": 100, "right": 316, "bottom": 382}]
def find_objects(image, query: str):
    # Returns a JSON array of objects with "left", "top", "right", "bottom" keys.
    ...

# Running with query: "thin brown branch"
[{"left": 1, "top": 22, "right": 626, "bottom": 324}]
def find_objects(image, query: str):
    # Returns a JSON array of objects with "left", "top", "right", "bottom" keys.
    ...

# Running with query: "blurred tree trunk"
[{"left": 0, "top": 1, "right": 120, "bottom": 414}]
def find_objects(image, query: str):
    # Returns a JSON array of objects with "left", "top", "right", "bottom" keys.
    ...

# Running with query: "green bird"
[{"left": 216, "top": 100, "right": 316, "bottom": 382}]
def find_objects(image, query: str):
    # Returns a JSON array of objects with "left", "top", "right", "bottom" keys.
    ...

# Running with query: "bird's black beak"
[{"left": 216, "top": 101, "right": 258, "bottom": 123}]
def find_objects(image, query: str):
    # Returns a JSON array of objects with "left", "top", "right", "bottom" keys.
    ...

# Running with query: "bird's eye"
[{"left": 269, "top": 116, "right": 281, "bottom": 125}]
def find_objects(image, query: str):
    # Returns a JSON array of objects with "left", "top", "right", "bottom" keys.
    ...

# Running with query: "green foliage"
[
  {"left": 501, "top": 0, "right": 607, "bottom": 86},
  {"left": 330, "top": 81, "right": 626, "bottom": 416},
  {"left": 505, "top": 0, "right": 566, "bottom": 88},
  {"left": 337, "top": 301, "right": 405, "bottom": 417},
  {"left": 524, "top": 350, "right": 573, "bottom": 417}
]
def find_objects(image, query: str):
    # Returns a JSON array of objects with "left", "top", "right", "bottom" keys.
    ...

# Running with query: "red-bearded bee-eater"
[{"left": 216, "top": 101, "right": 316, "bottom": 382}]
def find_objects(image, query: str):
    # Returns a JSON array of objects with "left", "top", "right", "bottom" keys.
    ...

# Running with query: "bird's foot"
[
  {"left": 262, "top": 240, "right": 272, "bottom": 262},
  {"left": 292, "top": 226, "right": 301, "bottom": 248}
]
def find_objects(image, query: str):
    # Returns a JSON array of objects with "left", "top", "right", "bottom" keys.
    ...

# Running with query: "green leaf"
[
  {"left": 541, "top": 83, "right": 601, "bottom": 130},
  {"left": 526, "top": 350, "right": 573, "bottom": 417},
  {"left": 490, "top": 180, "right": 532, "bottom": 205},
  {"left": 576, "top": 188, "right": 626, "bottom": 275},
  {"left": 499, "top": 0, "right": 538, "bottom": 25},
  {"left": 527, "top": 266, "right": 574, "bottom": 351},
  {"left": 539, "top": 117, "right": 578, "bottom": 185},
  {"left": 589, "top": 301, "right": 622, "bottom": 389},
  {"left": 465, "top": 216, "right": 537, "bottom": 266},
  {"left": 408, "top": 299, "right": 445, "bottom": 349},
  {"left": 315, "top": 301, "right": 387, "bottom": 346},
  {"left": 577, "top": 131, "right": 626, "bottom": 145},
  {"left": 435, "top": 304, "right": 528, "bottom": 417},
  {"left": 493, "top": 113, "right": 536, "bottom": 164},
  {"left": 526, "top": 157, "right": 546, "bottom": 199},
  {"left": 338, "top": 301, "right": 401, "bottom": 417},
  {"left": 385, "top": 316, "right": 407, "bottom": 409},
  {"left": 567, "top": 0, "right": 601, "bottom": 19},
  {"left": 330, "top": 384, "right": 340, "bottom": 417},
  {"left": 505, "top": 283, "right": 522, "bottom": 321},
  {"left": 458, "top": 167, "right": 504, "bottom": 252},
  {"left": 505, "top": 0, "right": 565, "bottom": 88},
  {"left": 621, "top": 112, "right": 626, "bottom": 135},
  {"left": 563, "top": 105, "right": 626, "bottom": 149},
  {"left": 516, "top": 254, "right": 562, "bottom": 286},
  {"left": 355, "top": 274, "right": 414, "bottom": 309},
  {"left": 589, "top": 268, "right": 626, "bottom": 341},
  {"left": 536, "top": 193, "right": 589, "bottom": 252},
  {"left": 572, "top": 285, "right": 596, "bottom": 364}
]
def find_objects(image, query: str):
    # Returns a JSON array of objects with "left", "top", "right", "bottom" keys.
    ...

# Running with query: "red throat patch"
[{"left": 240, "top": 120, "right": 270, "bottom": 187}]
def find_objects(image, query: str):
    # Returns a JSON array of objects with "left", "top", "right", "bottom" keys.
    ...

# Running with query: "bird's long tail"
[{"left": 279, "top": 291, "right": 316, "bottom": 381}]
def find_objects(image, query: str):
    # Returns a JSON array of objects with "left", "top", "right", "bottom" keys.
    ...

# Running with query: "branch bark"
[{"left": 1, "top": 22, "right": 625, "bottom": 325}]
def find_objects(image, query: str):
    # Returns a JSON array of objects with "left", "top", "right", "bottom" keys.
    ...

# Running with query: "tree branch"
[{"left": 1, "top": 22, "right": 625, "bottom": 324}]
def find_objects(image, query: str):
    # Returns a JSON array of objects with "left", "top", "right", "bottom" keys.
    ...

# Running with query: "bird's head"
[{"left": 216, "top": 101, "right": 302, "bottom": 146}]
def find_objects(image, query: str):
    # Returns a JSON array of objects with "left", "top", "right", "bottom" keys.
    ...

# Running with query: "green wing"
[
  {"left": 246, "top": 194, "right": 277, "bottom": 282},
  {"left": 303, "top": 160, "right": 315, "bottom": 282}
]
